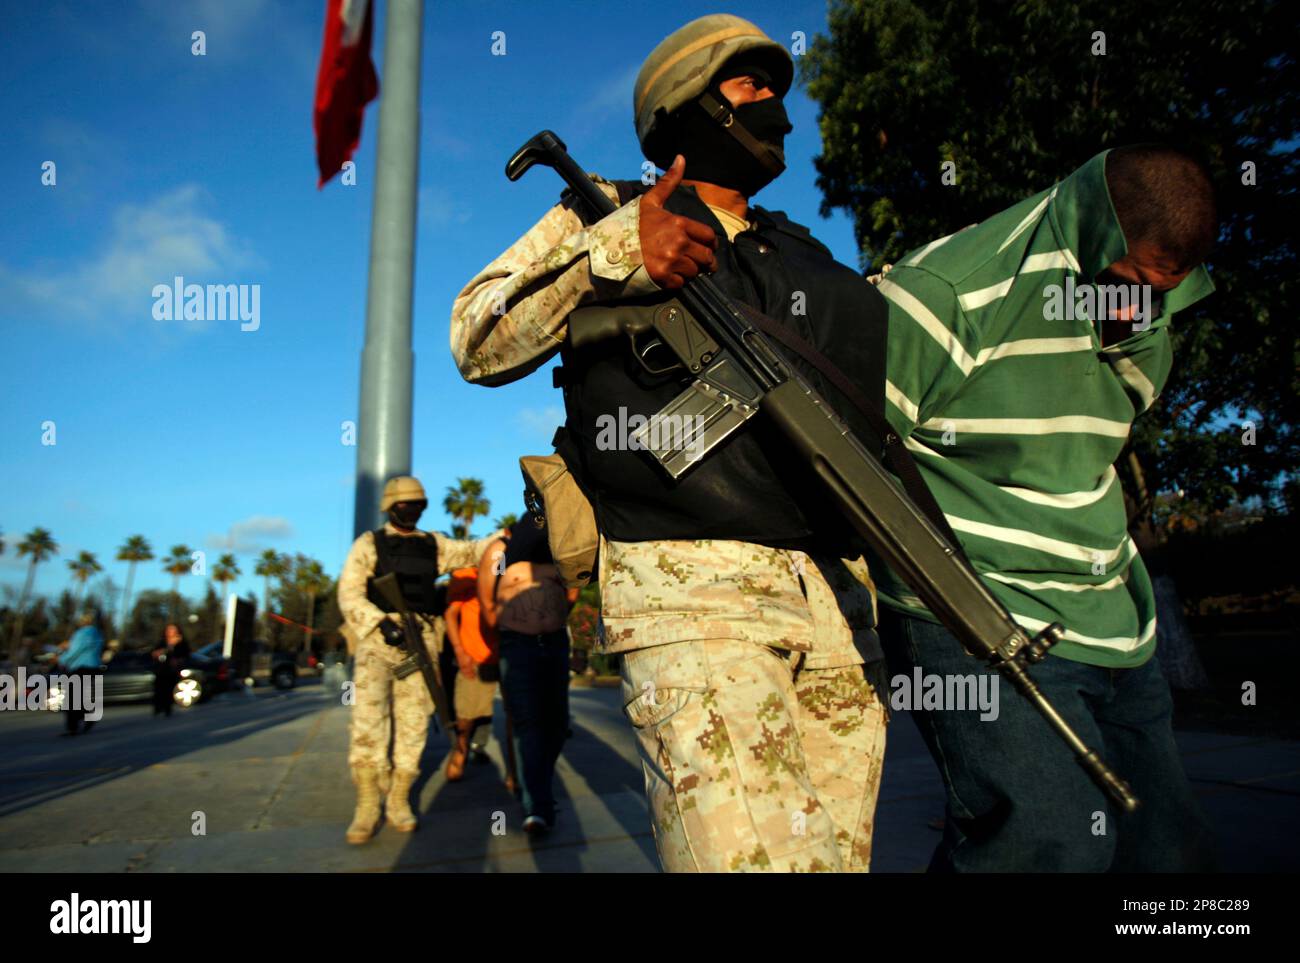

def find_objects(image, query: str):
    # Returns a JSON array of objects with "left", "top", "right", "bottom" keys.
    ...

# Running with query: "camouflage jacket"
[
  {"left": 449, "top": 181, "right": 879, "bottom": 663},
  {"left": 450, "top": 177, "right": 657, "bottom": 386}
]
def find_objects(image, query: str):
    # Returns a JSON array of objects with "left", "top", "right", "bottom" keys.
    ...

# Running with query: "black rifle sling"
[{"left": 731, "top": 301, "right": 966, "bottom": 555}]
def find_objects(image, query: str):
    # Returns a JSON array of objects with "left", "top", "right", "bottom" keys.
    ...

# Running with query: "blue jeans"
[
  {"left": 498, "top": 629, "right": 571, "bottom": 822},
  {"left": 879, "top": 608, "right": 1216, "bottom": 872}
]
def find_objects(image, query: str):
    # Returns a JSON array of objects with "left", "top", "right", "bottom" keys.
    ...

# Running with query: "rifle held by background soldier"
[{"left": 373, "top": 573, "right": 451, "bottom": 732}]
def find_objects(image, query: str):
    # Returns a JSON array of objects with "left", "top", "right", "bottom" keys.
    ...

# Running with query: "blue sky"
[{"left": 0, "top": 0, "right": 860, "bottom": 610}]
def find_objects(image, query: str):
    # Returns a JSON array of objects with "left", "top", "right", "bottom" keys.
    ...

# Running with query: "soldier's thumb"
[{"left": 644, "top": 155, "right": 685, "bottom": 207}]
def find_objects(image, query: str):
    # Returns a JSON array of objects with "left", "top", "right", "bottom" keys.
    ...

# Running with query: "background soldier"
[
  {"left": 337, "top": 476, "right": 498, "bottom": 844},
  {"left": 450, "top": 16, "right": 892, "bottom": 871}
]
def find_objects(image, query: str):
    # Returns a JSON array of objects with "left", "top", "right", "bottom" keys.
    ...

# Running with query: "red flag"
[{"left": 314, "top": 0, "right": 379, "bottom": 188}]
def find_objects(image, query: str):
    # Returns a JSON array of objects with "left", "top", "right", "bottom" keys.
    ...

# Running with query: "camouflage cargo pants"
[
  {"left": 348, "top": 624, "right": 441, "bottom": 773},
  {"left": 621, "top": 640, "right": 886, "bottom": 872},
  {"left": 605, "top": 538, "right": 889, "bottom": 873}
]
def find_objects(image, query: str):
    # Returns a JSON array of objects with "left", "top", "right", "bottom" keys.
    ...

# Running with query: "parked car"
[
  {"left": 186, "top": 644, "right": 236, "bottom": 699},
  {"left": 96, "top": 647, "right": 233, "bottom": 707},
  {"left": 201, "top": 641, "right": 301, "bottom": 690},
  {"left": 100, "top": 652, "right": 157, "bottom": 705}
]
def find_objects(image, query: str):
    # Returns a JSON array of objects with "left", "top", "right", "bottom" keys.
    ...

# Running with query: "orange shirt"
[{"left": 447, "top": 568, "right": 495, "bottom": 664}]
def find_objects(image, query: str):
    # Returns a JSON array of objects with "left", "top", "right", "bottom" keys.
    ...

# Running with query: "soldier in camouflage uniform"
[
  {"left": 449, "top": 15, "right": 891, "bottom": 871},
  {"left": 337, "top": 476, "right": 499, "bottom": 844}
]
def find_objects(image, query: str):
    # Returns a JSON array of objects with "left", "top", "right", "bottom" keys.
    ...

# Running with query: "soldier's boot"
[
  {"left": 345, "top": 766, "right": 384, "bottom": 845},
  {"left": 386, "top": 769, "right": 420, "bottom": 832},
  {"left": 445, "top": 720, "right": 471, "bottom": 782}
]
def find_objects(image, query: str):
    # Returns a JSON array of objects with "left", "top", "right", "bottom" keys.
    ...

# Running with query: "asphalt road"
[{"left": 0, "top": 675, "right": 1296, "bottom": 872}]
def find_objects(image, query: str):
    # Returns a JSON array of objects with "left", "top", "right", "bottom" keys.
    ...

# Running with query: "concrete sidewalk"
[
  {"left": 0, "top": 680, "right": 1295, "bottom": 872},
  {"left": 0, "top": 682, "right": 659, "bottom": 872}
]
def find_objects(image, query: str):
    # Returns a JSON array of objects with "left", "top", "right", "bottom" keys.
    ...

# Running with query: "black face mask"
[
  {"left": 675, "top": 95, "right": 793, "bottom": 197},
  {"left": 388, "top": 502, "right": 425, "bottom": 530}
]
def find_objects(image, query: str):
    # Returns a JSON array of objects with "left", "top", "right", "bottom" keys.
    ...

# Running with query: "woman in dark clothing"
[{"left": 151, "top": 623, "right": 191, "bottom": 717}]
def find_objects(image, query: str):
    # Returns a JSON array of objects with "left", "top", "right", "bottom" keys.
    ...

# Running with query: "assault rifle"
[
  {"left": 504, "top": 129, "right": 1139, "bottom": 812},
  {"left": 373, "top": 573, "right": 451, "bottom": 732}
]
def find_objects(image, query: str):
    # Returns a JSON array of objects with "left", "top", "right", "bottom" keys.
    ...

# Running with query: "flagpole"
[{"left": 353, "top": 0, "right": 424, "bottom": 537}]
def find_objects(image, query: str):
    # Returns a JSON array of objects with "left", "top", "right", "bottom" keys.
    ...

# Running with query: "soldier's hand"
[
  {"left": 378, "top": 618, "right": 404, "bottom": 647},
  {"left": 638, "top": 154, "right": 718, "bottom": 290}
]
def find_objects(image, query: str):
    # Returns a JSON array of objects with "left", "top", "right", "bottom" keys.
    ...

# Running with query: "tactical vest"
[
  {"left": 366, "top": 529, "right": 441, "bottom": 614},
  {"left": 554, "top": 181, "right": 888, "bottom": 552}
]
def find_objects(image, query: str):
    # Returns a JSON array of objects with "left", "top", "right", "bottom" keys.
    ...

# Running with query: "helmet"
[
  {"left": 634, "top": 14, "right": 793, "bottom": 160},
  {"left": 380, "top": 476, "right": 426, "bottom": 512}
]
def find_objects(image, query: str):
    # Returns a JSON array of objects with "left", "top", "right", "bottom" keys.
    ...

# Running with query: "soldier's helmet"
[
  {"left": 634, "top": 14, "right": 793, "bottom": 163},
  {"left": 380, "top": 476, "right": 427, "bottom": 511}
]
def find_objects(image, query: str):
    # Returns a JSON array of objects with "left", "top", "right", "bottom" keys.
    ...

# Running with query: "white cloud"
[
  {"left": 0, "top": 551, "right": 35, "bottom": 572},
  {"left": 419, "top": 185, "right": 472, "bottom": 229},
  {"left": 207, "top": 515, "right": 294, "bottom": 554},
  {"left": 573, "top": 62, "right": 641, "bottom": 123},
  {"left": 0, "top": 184, "right": 260, "bottom": 328},
  {"left": 139, "top": 0, "right": 271, "bottom": 46},
  {"left": 516, "top": 405, "right": 565, "bottom": 441},
  {"left": 139, "top": 0, "right": 320, "bottom": 96}
]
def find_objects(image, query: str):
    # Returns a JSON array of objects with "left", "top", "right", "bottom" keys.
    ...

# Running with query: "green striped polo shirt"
[{"left": 873, "top": 150, "right": 1214, "bottom": 667}]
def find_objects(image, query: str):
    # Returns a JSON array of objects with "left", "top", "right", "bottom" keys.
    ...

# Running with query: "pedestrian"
[
  {"left": 57, "top": 608, "right": 105, "bottom": 736},
  {"left": 151, "top": 622, "right": 190, "bottom": 718},
  {"left": 451, "top": 15, "right": 890, "bottom": 871},
  {"left": 442, "top": 566, "right": 500, "bottom": 781},
  {"left": 477, "top": 511, "right": 576, "bottom": 835},
  {"left": 336, "top": 476, "right": 501, "bottom": 844},
  {"left": 872, "top": 144, "right": 1219, "bottom": 871}
]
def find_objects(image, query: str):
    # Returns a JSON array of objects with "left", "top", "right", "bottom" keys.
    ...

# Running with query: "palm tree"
[
  {"left": 67, "top": 551, "right": 102, "bottom": 611},
  {"left": 254, "top": 549, "right": 289, "bottom": 633},
  {"left": 443, "top": 477, "right": 491, "bottom": 538},
  {"left": 213, "top": 554, "right": 241, "bottom": 635},
  {"left": 494, "top": 512, "right": 519, "bottom": 530},
  {"left": 292, "top": 555, "right": 332, "bottom": 654},
  {"left": 162, "top": 545, "right": 194, "bottom": 622},
  {"left": 11, "top": 528, "right": 58, "bottom": 666},
  {"left": 115, "top": 535, "right": 153, "bottom": 638},
  {"left": 213, "top": 554, "right": 240, "bottom": 601}
]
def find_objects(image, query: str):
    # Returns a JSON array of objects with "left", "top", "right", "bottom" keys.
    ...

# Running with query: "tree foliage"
[
  {"left": 125, "top": 589, "right": 184, "bottom": 648},
  {"left": 802, "top": 0, "right": 1298, "bottom": 511},
  {"left": 443, "top": 477, "right": 491, "bottom": 537}
]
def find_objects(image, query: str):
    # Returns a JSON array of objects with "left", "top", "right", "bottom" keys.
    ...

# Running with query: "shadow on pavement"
[
  {"left": 392, "top": 688, "right": 656, "bottom": 871},
  {"left": 0, "top": 691, "right": 327, "bottom": 820}
]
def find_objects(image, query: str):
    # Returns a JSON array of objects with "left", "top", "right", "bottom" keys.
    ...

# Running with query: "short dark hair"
[{"left": 1105, "top": 144, "right": 1217, "bottom": 270}]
